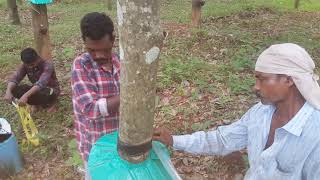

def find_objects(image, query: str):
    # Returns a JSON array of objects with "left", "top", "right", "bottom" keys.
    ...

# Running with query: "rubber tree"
[
  {"left": 7, "top": 0, "right": 20, "bottom": 25},
  {"left": 192, "top": 0, "right": 205, "bottom": 27},
  {"left": 116, "top": 0, "right": 163, "bottom": 163},
  {"left": 294, "top": 0, "right": 300, "bottom": 9},
  {"left": 31, "top": 4, "right": 52, "bottom": 60},
  {"left": 107, "top": 0, "right": 112, "bottom": 10}
]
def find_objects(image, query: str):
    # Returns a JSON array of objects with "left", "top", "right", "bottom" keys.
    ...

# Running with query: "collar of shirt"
[
  {"left": 281, "top": 102, "right": 315, "bottom": 137},
  {"left": 82, "top": 53, "right": 117, "bottom": 74},
  {"left": 92, "top": 61, "right": 113, "bottom": 73}
]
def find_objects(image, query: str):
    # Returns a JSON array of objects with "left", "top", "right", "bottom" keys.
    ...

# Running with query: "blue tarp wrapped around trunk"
[{"left": 88, "top": 131, "right": 181, "bottom": 180}]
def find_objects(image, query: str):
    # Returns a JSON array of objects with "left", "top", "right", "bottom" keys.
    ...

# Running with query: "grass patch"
[
  {"left": 203, "top": 0, "right": 320, "bottom": 18},
  {"left": 159, "top": 57, "right": 213, "bottom": 87},
  {"left": 228, "top": 74, "right": 255, "bottom": 95},
  {"left": 66, "top": 139, "right": 82, "bottom": 167},
  {"left": 161, "top": 0, "right": 320, "bottom": 23},
  {"left": 0, "top": 0, "right": 6, "bottom": 8},
  {"left": 48, "top": 0, "right": 116, "bottom": 45},
  {"left": 161, "top": 0, "right": 190, "bottom": 23},
  {"left": 0, "top": 23, "right": 32, "bottom": 71}
]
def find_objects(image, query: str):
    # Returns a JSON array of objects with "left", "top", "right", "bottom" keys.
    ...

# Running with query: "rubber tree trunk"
[
  {"left": 192, "top": 0, "right": 205, "bottom": 27},
  {"left": 31, "top": 4, "right": 52, "bottom": 60},
  {"left": 117, "top": 0, "right": 163, "bottom": 163},
  {"left": 294, "top": 0, "right": 300, "bottom": 9},
  {"left": 107, "top": 0, "right": 112, "bottom": 10},
  {"left": 7, "top": 0, "right": 20, "bottom": 25}
]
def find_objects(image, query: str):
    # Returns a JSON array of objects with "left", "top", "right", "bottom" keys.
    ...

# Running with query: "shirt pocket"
[
  {"left": 275, "top": 156, "right": 295, "bottom": 174},
  {"left": 272, "top": 167, "right": 294, "bottom": 180}
]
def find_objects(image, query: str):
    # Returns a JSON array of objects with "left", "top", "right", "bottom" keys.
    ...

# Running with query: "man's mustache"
[
  {"left": 255, "top": 92, "right": 262, "bottom": 99},
  {"left": 94, "top": 58, "right": 108, "bottom": 62}
]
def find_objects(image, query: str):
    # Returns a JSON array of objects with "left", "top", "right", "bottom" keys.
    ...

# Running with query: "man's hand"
[
  {"left": 4, "top": 92, "right": 14, "bottom": 103},
  {"left": 153, "top": 127, "right": 173, "bottom": 147},
  {"left": 4, "top": 82, "right": 17, "bottom": 103},
  {"left": 17, "top": 85, "right": 40, "bottom": 106},
  {"left": 18, "top": 95, "right": 29, "bottom": 106}
]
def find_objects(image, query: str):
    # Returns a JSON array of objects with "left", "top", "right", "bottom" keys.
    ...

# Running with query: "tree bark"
[
  {"left": 294, "top": 0, "right": 300, "bottom": 9},
  {"left": 31, "top": 4, "right": 52, "bottom": 60},
  {"left": 7, "top": 0, "right": 20, "bottom": 25},
  {"left": 117, "top": 0, "right": 163, "bottom": 163},
  {"left": 192, "top": 0, "right": 205, "bottom": 27},
  {"left": 107, "top": 0, "right": 112, "bottom": 10}
]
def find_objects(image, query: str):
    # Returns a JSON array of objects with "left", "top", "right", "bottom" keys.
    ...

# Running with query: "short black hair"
[
  {"left": 80, "top": 12, "right": 114, "bottom": 41},
  {"left": 20, "top": 48, "right": 39, "bottom": 64}
]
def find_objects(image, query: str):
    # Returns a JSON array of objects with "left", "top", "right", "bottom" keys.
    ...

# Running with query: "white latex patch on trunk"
[
  {"left": 145, "top": 47, "right": 160, "bottom": 64},
  {"left": 117, "top": 0, "right": 124, "bottom": 26},
  {"left": 119, "top": 43, "right": 124, "bottom": 61}
]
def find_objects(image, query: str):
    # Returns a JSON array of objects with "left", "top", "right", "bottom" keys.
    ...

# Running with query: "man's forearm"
[
  {"left": 96, "top": 95, "right": 120, "bottom": 116},
  {"left": 6, "top": 82, "right": 16, "bottom": 94},
  {"left": 172, "top": 131, "right": 224, "bottom": 155},
  {"left": 23, "top": 85, "right": 41, "bottom": 98}
]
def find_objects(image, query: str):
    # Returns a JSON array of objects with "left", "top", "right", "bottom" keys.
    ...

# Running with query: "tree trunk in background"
[
  {"left": 17, "top": 0, "right": 22, "bottom": 5},
  {"left": 7, "top": 0, "right": 20, "bottom": 25},
  {"left": 294, "top": 0, "right": 300, "bottom": 9},
  {"left": 107, "top": 0, "right": 112, "bottom": 10},
  {"left": 192, "top": 0, "right": 205, "bottom": 27},
  {"left": 117, "top": 0, "right": 163, "bottom": 163},
  {"left": 31, "top": 4, "right": 52, "bottom": 60}
]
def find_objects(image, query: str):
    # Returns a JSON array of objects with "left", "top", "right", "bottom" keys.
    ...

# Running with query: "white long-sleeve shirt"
[{"left": 173, "top": 102, "right": 320, "bottom": 180}]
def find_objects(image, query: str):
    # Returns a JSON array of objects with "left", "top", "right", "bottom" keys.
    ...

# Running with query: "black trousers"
[{"left": 12, "top": 84, "right": 57, "bottom": 106}]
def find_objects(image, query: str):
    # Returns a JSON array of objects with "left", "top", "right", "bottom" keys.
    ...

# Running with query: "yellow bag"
[{"left": 12, "top": 102, "right": 39, "bottom": 146}]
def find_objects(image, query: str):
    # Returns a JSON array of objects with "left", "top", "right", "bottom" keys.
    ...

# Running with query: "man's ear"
[
  {"left": 287, "top": 76, "right": 294, "bottom": 87},
  {"left": 110, "top": 35, "right": 116, "bottom": 47},
  {"left": 111, "top": 33, "right": 116, "bottom": 42}
]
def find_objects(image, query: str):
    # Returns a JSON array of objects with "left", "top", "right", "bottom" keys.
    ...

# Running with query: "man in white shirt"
[{"left": 153, "top": 43, "right": 320, "bottom": 180}]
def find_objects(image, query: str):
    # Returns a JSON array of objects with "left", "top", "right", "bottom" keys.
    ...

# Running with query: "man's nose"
[{"left": 253, "top": 81, "right": 260, "bottom": 92}]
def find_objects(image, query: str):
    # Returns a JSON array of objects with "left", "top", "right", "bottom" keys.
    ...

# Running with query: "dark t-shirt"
[{"left": 8, "top": 60, "right": 60, "bottom": 95}]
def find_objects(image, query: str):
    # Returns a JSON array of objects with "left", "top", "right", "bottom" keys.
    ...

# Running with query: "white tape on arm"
[{"left": 97, "top": 98, "right": 109, "bottom": 117}]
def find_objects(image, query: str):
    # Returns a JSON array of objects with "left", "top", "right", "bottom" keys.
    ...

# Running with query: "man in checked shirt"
[{"left": 71, "top": 12, "right": 120, "bottom": 179}]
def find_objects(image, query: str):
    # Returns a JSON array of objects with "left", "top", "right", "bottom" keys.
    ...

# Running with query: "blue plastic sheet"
[{"left": 88, "top": 131, "right": 176, "bottom": 180}]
